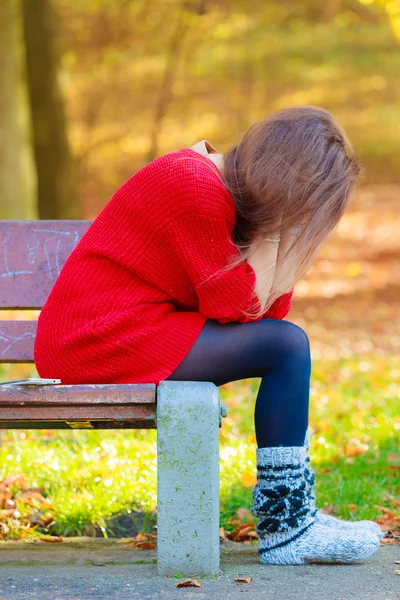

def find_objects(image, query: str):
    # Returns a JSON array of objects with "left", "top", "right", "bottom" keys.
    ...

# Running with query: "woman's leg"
[
  {"left": 166, "top": 317, "right": 381, "bottom": 564},
  {"left": 167, "top": 318, "right": 310, "bottom": 447}
]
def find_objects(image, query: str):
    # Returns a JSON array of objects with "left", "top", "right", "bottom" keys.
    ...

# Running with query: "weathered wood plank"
[
  {"left": 0, "top": 420, "right": 156, "bottom": 430},
  {"left": 0, "top": 383, "right": 156, "bottom": 405},
  {"left": 0, "top": 405, "right": 155, "bottom": 421},
  {"left": 0, "top": 221, "right": 90, "bottom": 308},
  {"left": 0, "top": 320, "right": 37, "bottom": 362}
]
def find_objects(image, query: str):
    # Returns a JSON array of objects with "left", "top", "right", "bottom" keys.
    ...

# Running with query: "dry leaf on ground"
[
  {"left": 1, "top": 474, "right": 25, "bottom": 488},
  {"left": 227, "top": 523, "right": 258, "bottom": 542},
  {"left": 135, "top": 541, "right": 156, "bottom": 550},
  {"left": 117, "top": 533, "right": 156, "bottom": 549},
  {"left": 176, "top": 580, "right": 201, "bottom": 588},
  {"left": 234, "top": 577, "right": 252, "bottom": 584}
]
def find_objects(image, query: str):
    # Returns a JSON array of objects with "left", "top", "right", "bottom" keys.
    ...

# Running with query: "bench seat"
[{"left": 0, "top": 383, "right": 156, "bottom": 429}]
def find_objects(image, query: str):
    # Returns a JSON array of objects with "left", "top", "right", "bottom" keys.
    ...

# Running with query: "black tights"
[{"left": 166, "top": 318, "right": 311, "bottom": 448}]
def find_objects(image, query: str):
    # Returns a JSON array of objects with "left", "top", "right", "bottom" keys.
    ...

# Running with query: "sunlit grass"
[{"left": 0, "top": 355, "right": 398, "bottom": 538}]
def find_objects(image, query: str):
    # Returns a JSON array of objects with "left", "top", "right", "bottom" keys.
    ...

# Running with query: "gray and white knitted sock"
[
  {"left": 252, "top": 445, "right": 380, "bottom": 565},
  {"left": 303, "top": 430, "right": 384, "bottom": 539}
]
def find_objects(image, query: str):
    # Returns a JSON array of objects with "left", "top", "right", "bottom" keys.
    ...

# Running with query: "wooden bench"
[{"left": 0, "top": 220, "right": 224, "bottom": 576}]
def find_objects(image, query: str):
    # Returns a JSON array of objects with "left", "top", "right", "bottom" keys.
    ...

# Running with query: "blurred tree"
[
  {"left": 21, "top": 0, "right": 79, "bottom": 219},
  {"left": 51, "top": 0, "right": 400, "bottom": 215},
  {"left": 147, "top": 0, "right": 205, "bottom": 162},
  {"left": 0, "top": 0, "right": 35, "bottom": 219}
]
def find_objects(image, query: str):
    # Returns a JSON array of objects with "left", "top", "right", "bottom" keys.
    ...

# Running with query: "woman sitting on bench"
[{"left": 34, "top": 105, "right": 382, "bottom": 565}]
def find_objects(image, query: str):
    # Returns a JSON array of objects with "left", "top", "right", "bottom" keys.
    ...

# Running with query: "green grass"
[{"left": 0, "top": 355, "right": 398, "bottom": 538}]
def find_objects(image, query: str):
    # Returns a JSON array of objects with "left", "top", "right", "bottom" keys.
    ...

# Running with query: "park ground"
[{"left": 0, "top": 185, "right": 399, "bottom": 546}]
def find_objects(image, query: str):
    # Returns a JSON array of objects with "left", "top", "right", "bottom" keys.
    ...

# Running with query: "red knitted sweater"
[{"left": 34, "top": 148, "right": 293, "bottom": 385}]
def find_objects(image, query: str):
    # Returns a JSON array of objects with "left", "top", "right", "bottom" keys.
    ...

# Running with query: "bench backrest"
[{"left": 0, "top": 221, "right": 90, "bottom": 363}]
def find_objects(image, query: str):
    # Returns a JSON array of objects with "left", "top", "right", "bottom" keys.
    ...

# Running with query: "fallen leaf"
[
  {"left": 241, "top": 471, "right": 257, "bottom": 488},
  {"left": 395, "top": 570, "right": 400, "bottom": 575},
  {"left": 375, "top": 505, "right": 393, "bottom": 515},
  {"left": 1, "top": 474, "right": 25, "bottom": 487},
  {"left": 345, "top": 444, "right": 369, "bottom": 457},
  {"left": 176, "top": 580, "right": 201, "bottom": 588},
  {"left": 135, "top": 542, "right": 156, "bottom": 550},
  {"left": 0, "top": 491, "right": 13, "bottom": 508},
  {"left": 348, "top": 504, "right": 358, "bottom": 511},
  {"left": 39, "top": 536, "right": 63, "bottom": 543},
  {"left": 238, "top": 523, "right": 255, "bottom": 532},
  {"left": 117, "top": 533, "right": 157, "bottom": 549},
  {"left": 227, "top": 524, "right": 258, "bottom": 542},
  {"left": 17, "top": 490, "right": 47, "bottom": 506},
  {"left": 234, "top": 577, "right": 252, "bottom": 584},
  {"left": 382, "top": 494, "right": 400, "bottom": 507}
]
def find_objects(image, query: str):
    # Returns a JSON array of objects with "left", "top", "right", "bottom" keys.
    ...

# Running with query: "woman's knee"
[{"left": 259, "top": 319, "right": 311, "bottom": 368}]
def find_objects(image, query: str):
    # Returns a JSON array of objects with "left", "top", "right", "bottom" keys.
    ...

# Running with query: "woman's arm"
[
  {"left": 166, "top": 214, "right": 264, "bottom": 324},
  {"left": 263, "top": 288, "right": 294, "bottom": 320},
  {"left": 246, "top": 238, "right": 280, "bottom": 312},
  {"left": 246, "top": 232, "right": 297, "bottom": 320}
]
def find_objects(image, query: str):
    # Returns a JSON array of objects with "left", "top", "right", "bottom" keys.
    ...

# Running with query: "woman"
[{"left": 34, "top": 105, "right": 382, "bottom": 565}]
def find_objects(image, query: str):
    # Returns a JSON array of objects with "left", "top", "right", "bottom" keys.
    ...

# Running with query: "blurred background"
[{"left": 0, "top": 0, "right": 398, "bottom": 542}]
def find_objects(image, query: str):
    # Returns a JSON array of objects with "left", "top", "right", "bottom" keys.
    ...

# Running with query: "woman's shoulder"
[
  {"left": 147, "top": 147, "right": 236, "bottom": 222},
  {"left": 110, "top": 147, "right": 235, "bottom": 225},
  {"left": 146, "top": 147, "right": 220, "bottom": 185}
]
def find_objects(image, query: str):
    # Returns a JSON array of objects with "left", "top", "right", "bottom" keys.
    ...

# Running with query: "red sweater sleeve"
[
  {"left": 263, "top": 289, "right": 294, "bottom": 320},
  {"left": 166, "top": 215, "right": 263, "bottom": 324}
]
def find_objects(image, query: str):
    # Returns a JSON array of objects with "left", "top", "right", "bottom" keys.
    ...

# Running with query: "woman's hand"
[
  {"left": 247, "top": 227, "right": 300, "bottom": 311},
  {"left": 272, "top": 231, "right": 298, "bottom": 297},
  {"left": 246, "top": 237, "right": 279, "bottom": 312}
]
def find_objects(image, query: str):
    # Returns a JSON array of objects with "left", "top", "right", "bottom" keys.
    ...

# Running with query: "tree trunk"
[
  {"left": 21, "top": 0, "right": 79, "bottom": 219},
  {"left": 146, "top": 1, "right": 205, "bottom": 162},
  {"left": 0, "top": 0, "right": 36, "bottom": 219}
]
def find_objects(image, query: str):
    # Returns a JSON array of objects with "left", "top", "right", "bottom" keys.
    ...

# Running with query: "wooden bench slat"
[
  {"left": 0, "top": 420, "right": 156, "bottom": 430},
  {"left": 0, "top": 221, "right": 90, "bottom": 309},
  {"left": 0, "top": 405, "right": 155, "bottom": 422},
  {"left": 0, "top": 383, "right": 156, "bottom": 405},
  {"left": 0, "top": 320, "right": 36, "bottom": 362}
]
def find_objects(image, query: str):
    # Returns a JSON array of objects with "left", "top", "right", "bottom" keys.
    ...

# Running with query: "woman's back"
[{"left": 34, "top": 147, "right": 260, "bottom": 385}]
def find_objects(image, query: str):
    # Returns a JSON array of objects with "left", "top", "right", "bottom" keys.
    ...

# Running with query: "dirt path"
[{"left": 290, "top": 185, "right": 400, "bottom": 359}]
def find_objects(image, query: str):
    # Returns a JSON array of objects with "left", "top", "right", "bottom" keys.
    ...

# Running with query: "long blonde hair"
[{"left": 219, "top": 105, "right": 363, "bottom": 316}]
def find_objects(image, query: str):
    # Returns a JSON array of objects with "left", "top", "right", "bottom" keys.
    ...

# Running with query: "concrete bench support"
[{"left": 156, "top": 381, "right": 220, "bottom": 576}]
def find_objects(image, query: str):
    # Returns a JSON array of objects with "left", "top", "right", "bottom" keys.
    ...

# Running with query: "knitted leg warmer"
[
  {"left": 303, "top": 430, "right": 384, "bottom": 539},
  {"left": 252, "top": 445, "right": 380, "bottom": 565}
]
